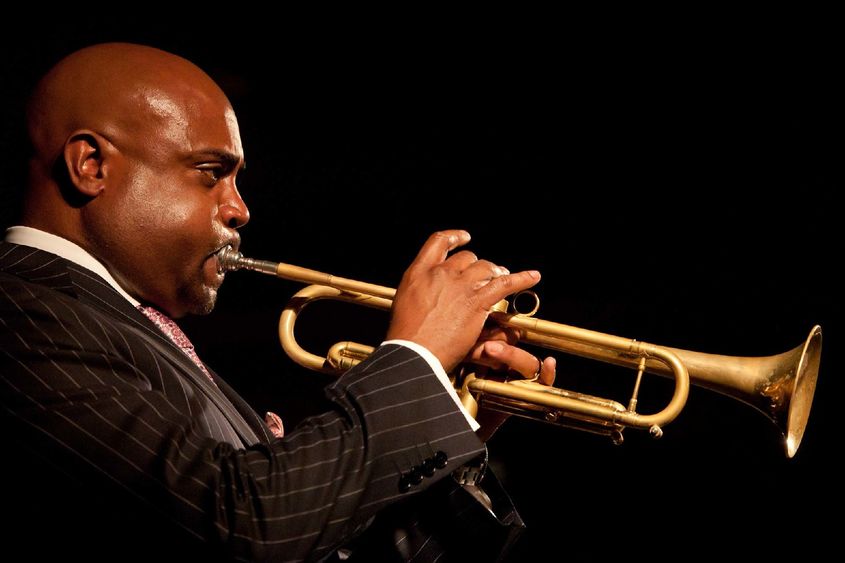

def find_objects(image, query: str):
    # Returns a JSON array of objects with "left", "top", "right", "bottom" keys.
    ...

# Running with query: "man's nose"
[{"left": 219, "top": 183, "right": 250, "bottom": 229}]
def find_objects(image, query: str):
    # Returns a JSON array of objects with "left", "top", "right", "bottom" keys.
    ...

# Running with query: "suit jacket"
[{"left": 0, "top": 241, "right": 514, "bottom": 562}]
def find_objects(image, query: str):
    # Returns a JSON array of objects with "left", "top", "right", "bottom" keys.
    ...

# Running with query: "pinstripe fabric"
[
  {"left": 0, "top": 242, "right": 487, "bottom": 562},
  {"left": 344, "top": 467, "right": 525, "bottom": 562}
]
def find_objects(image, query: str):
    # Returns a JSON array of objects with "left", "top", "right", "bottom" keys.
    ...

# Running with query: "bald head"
[
  {"left": 27, "top": 43, "right": 231, "bottom": 184},
  {"left": 22, "top": 42, "right": 250, "bottom": 316}
]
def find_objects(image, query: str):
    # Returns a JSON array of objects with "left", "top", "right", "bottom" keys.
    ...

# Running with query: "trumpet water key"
[{"left": 217, "top": 246, "right": 822, "bottom": 458}]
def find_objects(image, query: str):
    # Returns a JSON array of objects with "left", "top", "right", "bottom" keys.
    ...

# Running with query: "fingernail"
[
  {"left": 528, "top": 270, "right": 540, "bottom": 280},
  {"left": 486, "top": 341, "right": 504, "bottom": 353},
  {"left": 499, "top": 266, "right": 510, "bottom": 275}
]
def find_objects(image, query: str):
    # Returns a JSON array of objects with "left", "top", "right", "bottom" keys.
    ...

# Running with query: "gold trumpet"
[{"left": 218, "top": 247, "right": 822, "bottom": 458}]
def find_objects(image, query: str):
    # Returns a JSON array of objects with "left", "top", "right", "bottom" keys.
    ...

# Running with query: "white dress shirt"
[{"left": 4, "top": 226, "right": 479, "bottom": 431}]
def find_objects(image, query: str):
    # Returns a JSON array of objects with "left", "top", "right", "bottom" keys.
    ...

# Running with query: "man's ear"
[{"left": 62, "top": 130, "right": 113, "bottom": 198}]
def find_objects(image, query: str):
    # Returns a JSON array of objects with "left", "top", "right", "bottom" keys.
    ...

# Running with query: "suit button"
[
  {"left": 433, "top": 450, "right": 448, "bottom": 469},
  {"left": 407, "top": 467, "right": 423, "bottom": 485},
  {"left": 421, "top": 458, "right": 436, "bottom": 477},
  {"left": 398, "top": 475, "right": 412, "bottom": 493}
]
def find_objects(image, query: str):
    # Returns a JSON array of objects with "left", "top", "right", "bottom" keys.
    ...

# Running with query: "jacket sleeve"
[{"left": 0, "top": 276, "right": 485, "bottom": 562}]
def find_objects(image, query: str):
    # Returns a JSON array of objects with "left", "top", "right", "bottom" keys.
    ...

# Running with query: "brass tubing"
[
  {"left": 218, "top": 246, "right": 394, "bottom": 300},
  {"left": 219, "top": 247, "right": 822, "bottom": 456},
  {"left": 277, "top": 285, "right": 389, "bottom": 373}
]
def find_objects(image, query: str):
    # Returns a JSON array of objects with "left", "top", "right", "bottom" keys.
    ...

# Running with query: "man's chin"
[
  {"left": 190, "top": 301, "right": 216, "bottom": 316},
  {"left": 176, "top": 286, "right": 218, "bottom": 317},
  {"left": 192, "top": 289, "right": 218, "bottom": 316}
]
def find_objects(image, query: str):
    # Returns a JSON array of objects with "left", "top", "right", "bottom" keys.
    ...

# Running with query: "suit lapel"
[
  {"left": 209, "top": 370, "right": 275, "bottom": 444},
  {"left": 0, "top": 241, "right": 262, "bottom": 446}
]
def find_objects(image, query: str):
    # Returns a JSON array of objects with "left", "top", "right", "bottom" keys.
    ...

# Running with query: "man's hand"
[
  {"left": 466, "top": 326, "right": 556, "bottom": 386},
  {"left": 387, "top": 230, "right": 542, "bottom": 373},
  {"left": 465, "top": 327, "right": 557, "bottom": 442}
]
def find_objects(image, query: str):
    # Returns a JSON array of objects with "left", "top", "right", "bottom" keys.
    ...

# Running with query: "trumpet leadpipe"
[{"left": 217, "top": 245, "right": 395, "bottom": 300}]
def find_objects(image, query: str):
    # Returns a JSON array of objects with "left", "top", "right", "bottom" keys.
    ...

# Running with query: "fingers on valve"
[
  {"left": 464, "top": 259, "right": 509, "bottom": 289},
  {"left": 475, "top": 269, "right": 541, "bottom": 310},
  {"left": 447, "top": 249, "right": 479, "bottom": 270}
]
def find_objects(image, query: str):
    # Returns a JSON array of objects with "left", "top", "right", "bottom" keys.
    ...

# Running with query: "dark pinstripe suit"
[{"left": 0, "top": 241, "right": 523, "bottom": 562}]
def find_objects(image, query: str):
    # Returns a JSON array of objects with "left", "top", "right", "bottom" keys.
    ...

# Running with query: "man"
[{"left": 0, "top": 43, "right": 554, "bottom": 561}]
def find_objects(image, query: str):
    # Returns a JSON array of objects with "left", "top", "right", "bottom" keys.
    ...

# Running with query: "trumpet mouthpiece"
[{"left": 216, "top": 246, "right": 243, "bottom": 273}]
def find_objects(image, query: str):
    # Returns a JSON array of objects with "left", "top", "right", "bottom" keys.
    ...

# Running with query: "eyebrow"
[{"left": 189, "top": 149, "right": 246, "bottom": 171}]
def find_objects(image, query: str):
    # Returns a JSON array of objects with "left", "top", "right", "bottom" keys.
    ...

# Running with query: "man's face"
[{"left": 90, "top": 88, "right": 249, "bottom": 318}]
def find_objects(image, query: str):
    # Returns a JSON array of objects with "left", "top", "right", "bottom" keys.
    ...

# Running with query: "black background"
[{"left": 2, "top": 16, "right": 841, "bottom": 561}]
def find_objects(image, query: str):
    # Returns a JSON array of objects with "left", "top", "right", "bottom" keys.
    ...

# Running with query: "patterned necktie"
[
  {"left": 137, "top": 305, "right": 285, "bottom": 438},
  {"left": 137, "top": 305, "right": 216, "bottom": 384}
]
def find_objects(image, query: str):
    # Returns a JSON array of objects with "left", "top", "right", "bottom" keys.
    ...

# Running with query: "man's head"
[{"left": 24, "top": 42, "right": 249, "bottom": 317}]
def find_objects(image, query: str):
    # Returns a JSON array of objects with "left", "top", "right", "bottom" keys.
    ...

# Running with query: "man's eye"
[{"left": 198, "top": 166, "right": 222, "bottom": 183}]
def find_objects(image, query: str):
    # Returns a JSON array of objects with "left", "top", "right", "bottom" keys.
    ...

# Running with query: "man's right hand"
[{"left": 386, "top": 230, "right": 542, "bottom": 373}]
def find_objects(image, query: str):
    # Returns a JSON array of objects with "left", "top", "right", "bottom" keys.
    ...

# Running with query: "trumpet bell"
[{"left": 782, "top": 325, "right": 822, "bottom": 457}]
